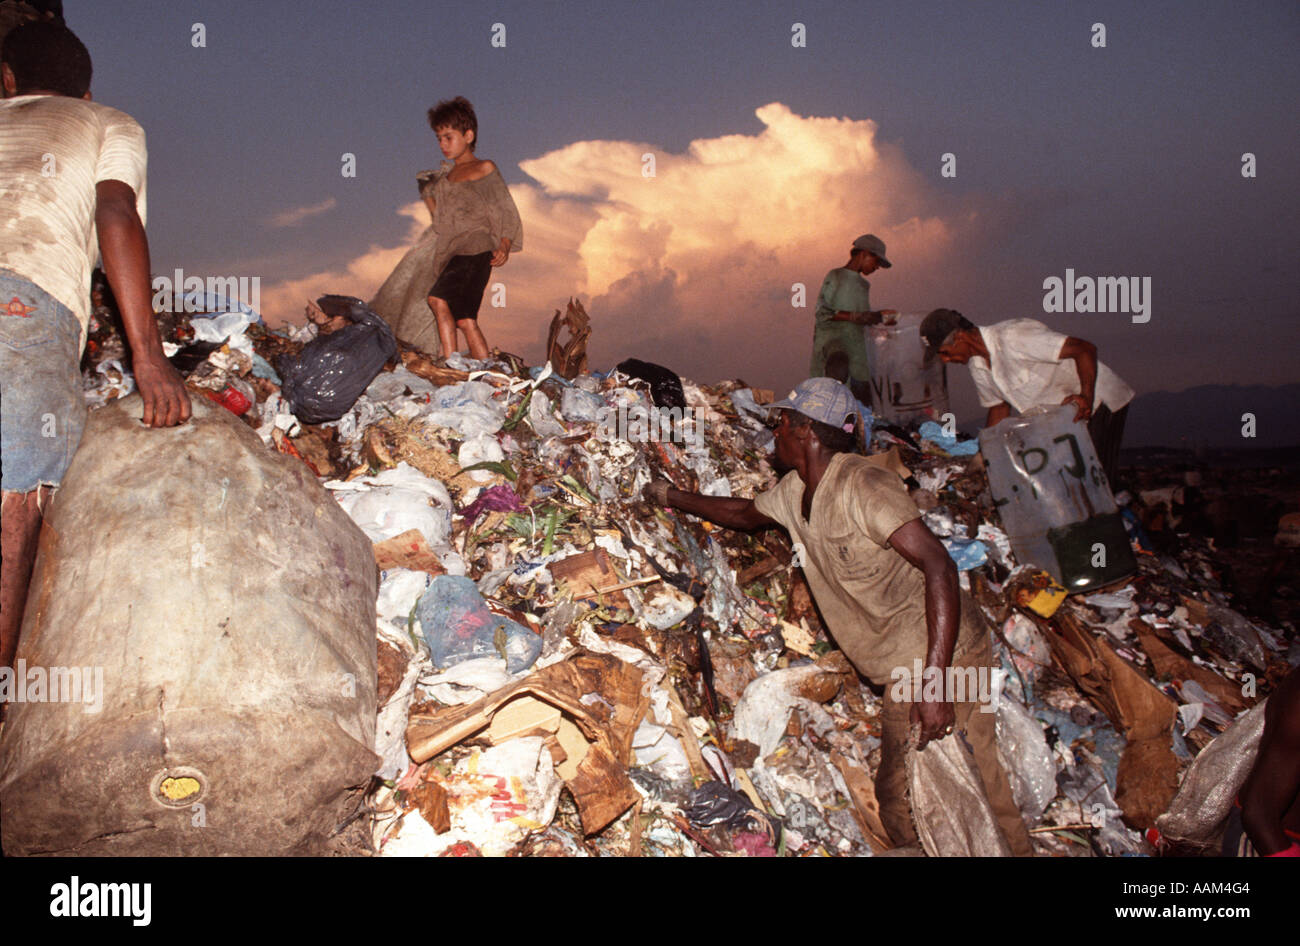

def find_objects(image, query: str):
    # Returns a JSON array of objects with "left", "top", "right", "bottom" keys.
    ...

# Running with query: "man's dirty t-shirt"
[
  {"left": 753, "top": 452, "right": 985, "bottom": 685},
  {"left": 0, "top": 94, "right": 146, "bottom": 352}
]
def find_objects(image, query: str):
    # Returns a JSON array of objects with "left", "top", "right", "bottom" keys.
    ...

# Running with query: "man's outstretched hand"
[
  {"left": 133, "top": 354, "right": 191, "bottom": 428},
  {"left": 642, "top": 478, "right": 672, "bottom": 506}
]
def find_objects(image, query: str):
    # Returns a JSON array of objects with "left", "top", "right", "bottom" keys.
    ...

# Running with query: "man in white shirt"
[
  {"left": 0, "top": 20, "right": 190, "bottom": 674},
  {"left": 920, "top": 309, "right": 1134, "bottom": 486}
]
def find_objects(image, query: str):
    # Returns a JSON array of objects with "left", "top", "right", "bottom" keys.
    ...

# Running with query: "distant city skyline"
[{"left": 63, "top": 1, "right": 1300, "bottom": 427}]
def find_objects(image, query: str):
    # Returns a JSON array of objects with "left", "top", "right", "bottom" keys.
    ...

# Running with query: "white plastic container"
[
  {"left": 978, "top": 405, "right": 1136, "bottom": 591},
  {"left": 865, "top": 312, "right": 950, "bottom": 425}
]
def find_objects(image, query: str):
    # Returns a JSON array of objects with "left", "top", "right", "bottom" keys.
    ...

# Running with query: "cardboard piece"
[
  {"left": 406, "top": 651, "right": 648, "bottom": 835},
  {"left": 1048, "top": 610, "right": 1182, "bottom": 831},
  {"left": 552, "top": 717, "right": 590, "bottom": 781},
  {"left": 1131, "top": 622, "right": 1248, "bottom": 714},
  {"left": 550, "top": 548, "right": 631, "bottom": 607},
  {"left": 666, "top": 684, "right": 711, "bottom": 782},
  {"left": 400, "top": 349, "right": 471, "bottom": 387},
  {"left": 830, "top": 750, "right": 892, "bottom": 854},
  {"left": 487, "top": 695, "right": 562, "bottom": 744},
  {"left": 1048, "top": 610, "right": 1177, "bottom": 740},
  {"left": 863, "top": 446, "right": 912, "bottom": 482},
  {"left": 407, "top": 779, "right": 451, "bottom": 834},
  {"left": 1114, "top": 734, "right": 1182, "bottom": 832},
  {"left": 545, "top": 298, "right": 591, "bottom": 380},
  {"left": 373, "top": 529, "right": 446, "bottom": 576}
]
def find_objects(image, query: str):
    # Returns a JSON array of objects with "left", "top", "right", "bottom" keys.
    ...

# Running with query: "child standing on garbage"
[{"left": 422, "top": 96, "right": 522, "bottom": 361}]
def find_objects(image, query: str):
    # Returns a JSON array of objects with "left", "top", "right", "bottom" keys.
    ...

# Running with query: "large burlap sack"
[
  {"left": 370, "top": 225, "right": 441, "bottom": 356},
  {"left": 0, "top": 395, "right": 378, "bottom": 855}
]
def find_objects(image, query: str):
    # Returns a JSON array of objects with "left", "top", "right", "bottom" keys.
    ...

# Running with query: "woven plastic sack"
[
  {"left": 0, "top": 395, "right": 379, "bottom": 855},
  {"left": 1155, "top": 698, "right": 1268, "bottom": 843},
  {"left": 907, "top": 728, "right": 1013, "bottom": 857}
]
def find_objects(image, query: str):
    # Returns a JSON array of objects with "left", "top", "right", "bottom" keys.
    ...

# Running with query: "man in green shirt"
[{"left": 809, "top": 234, "right": 897, "bottom": 405}]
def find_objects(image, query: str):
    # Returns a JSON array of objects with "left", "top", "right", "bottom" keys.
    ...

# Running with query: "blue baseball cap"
[{"left": 769, "top": 378, "right": 863, "bottom": 432}]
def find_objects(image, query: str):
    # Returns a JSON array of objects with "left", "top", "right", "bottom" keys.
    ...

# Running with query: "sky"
[{"left": 61, "top": 0, "right": 1300, "bottom": 424}]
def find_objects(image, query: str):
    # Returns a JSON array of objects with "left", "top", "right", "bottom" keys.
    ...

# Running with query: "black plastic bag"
[
  {"left": 278, "top": 294, "right": 398, "bottom": 424},
  {"left": 615, "top": 358, "right": 686, "bottom": 410},
  {"left": 684, "top": 780, "right": 783, "bottom": 847}
]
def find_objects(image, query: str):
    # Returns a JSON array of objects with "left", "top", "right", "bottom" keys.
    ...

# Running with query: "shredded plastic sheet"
[
  {"left": 374, "top": 626, "right": 425, "bottom": 779},
  {"left": 995, "top": 697, "right": 1057, "bottom": 822},
  {"left": 326, "top": 462, "right": 454, "bottom": 549},
  {"left": 417, "top": 575, "right": 542, "bottom": 674},
  {"left": 733, "top": 664, "right": 841, "bottom": 757},
  {"left": 918, "top": 420, "right": 979, "bottom": 456}
]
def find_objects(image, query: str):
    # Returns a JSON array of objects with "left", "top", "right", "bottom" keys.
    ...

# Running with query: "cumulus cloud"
[
  {"left": 258, "top": 103, "right": 985, "bottom": 392},
  {"left": 265, "top": 197, "right": 338, "bottom": 229}
]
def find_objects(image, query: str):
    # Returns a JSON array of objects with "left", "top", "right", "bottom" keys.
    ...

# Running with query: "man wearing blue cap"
[
  {"left": 644, "top": 377, "right": 1033, "bottom": 855},
  {"left": 809, "top": 234, "right": 897, "bottom": 405}
]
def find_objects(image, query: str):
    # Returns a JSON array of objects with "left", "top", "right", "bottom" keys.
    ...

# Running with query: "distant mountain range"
[
  {"left": 1124, "top": 384, "right": 1300, "bottom": 449},
  {"left": 952, "top": 383, "right": 1300, "bottom": 454}
]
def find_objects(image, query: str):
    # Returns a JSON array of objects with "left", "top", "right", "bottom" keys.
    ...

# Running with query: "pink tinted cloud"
[{"left": 259, "top": 103, "right": 987, "bottom": 392}]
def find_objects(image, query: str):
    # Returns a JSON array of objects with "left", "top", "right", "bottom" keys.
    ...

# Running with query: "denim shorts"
[{"left": 0, "top": 271, "right": 87, "bottom": 491}]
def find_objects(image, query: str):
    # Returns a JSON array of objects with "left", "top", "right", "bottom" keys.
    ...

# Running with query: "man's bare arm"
[
  {"left": 649, "top": 480, "right": 777, "bottom": 532},
  {"left": 986, "top": 402, "right": 1012, "bottom": 428},
  {"left": 888, "top": 518, "right": 960, "bottom": 744},
  {"left": 829, "top": 308, "right": 897, "bottom": 325},
  {"left": 1240, "top": 671, "right": 1300, "bottom": 854},
  {"left": 1058, "top": 336, "right": 1098, "bottom": 421},
  {"left": 96, "top": 179, "right": 190, "bottom": 428}
]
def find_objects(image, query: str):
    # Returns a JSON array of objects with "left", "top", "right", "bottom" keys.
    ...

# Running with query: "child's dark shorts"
[{"left": 429, "top": 252, "right": 493, "bottom": 322}]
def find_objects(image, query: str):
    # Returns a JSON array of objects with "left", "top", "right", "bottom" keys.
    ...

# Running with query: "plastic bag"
[
  {"left": 560, "top": 387, "right": 606, "bottom": 422},
  {"left": 733, "top": 664, "right": 840, "bottom": 757},
  {"left": 423, "top": 380, "right": 505, "bottom": 437},
  {"left": 327, "top": 462, "right": 453, "bottom": 549},
  {"left": 458, "top": 432, "right": 505, "bottom": 482},
  {"left": 417, "top": 575, "right": 542, "bottom": 673},
  {"left": 527, "top": 391, "right": 566, "bottom": 438},
  {"left": 278, "top": 294, "right": 397, "bottom": 424},
  {"left": 995, "top": 698, "right": 1057, "bottom": 822},
  {"left": 615, "top": 358, "right": 686, "bottom": 410}
]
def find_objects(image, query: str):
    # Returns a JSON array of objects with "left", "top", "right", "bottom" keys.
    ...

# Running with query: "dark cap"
[
  {"left": 851, "top": 234, "right": 891, "bottom": 268},
  {"left": 920, "top": 308, "right": 969, "bottom": 364}
]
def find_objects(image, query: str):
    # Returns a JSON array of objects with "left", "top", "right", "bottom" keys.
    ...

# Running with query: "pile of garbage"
[{"left": 78, "top": 300, "right": 1297, "bottom": 857}]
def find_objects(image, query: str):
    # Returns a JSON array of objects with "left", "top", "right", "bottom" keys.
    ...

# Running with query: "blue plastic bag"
[{"left": 416, "top": 575, "right": 542, "bottom": 673}]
